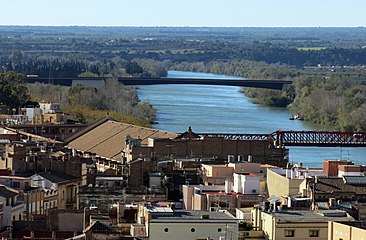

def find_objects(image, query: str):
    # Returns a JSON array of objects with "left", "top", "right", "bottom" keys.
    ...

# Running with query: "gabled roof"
[
  {"left": 64, "top": 116, "right": 112, "bottom": 144},
  {"left": 37, "top": 171, "right": 79, "bottom": 184},
  {"left": 65, "top": 117, "right": 178, "bottom": 161},
  {"left": 315, "top": 177, "right": 366, "bottom": 194},
  {"left": 0, "top": 126, "right": 61, "bottom": 144},
  {"left": 83, "top": 221, "right": 118, "bottom": 233},
  {"left": 0, "top": 185, "right": 18, "bottom": 198}
]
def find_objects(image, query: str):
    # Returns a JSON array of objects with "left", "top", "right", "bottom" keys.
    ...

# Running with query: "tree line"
[{"left": 0, "top": 72, "right": 156, "bottom": 127}]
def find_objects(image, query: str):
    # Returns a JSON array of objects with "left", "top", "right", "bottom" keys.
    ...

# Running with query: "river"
[{"left": 137, "top": 71, "right": 365, "bottom": 167}]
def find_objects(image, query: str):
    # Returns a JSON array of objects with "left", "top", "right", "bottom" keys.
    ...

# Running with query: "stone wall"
[{"left": 129, "top": 137, "right": 287, "bottom": 167}]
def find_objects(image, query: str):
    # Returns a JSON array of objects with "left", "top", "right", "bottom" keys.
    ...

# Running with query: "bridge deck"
[{"left": 25, "top": 76, "right": 292, "bottom": 90}]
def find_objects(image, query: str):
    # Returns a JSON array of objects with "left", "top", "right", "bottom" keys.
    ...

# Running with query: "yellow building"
[
  {"left": 43, "top": 112, "right": 65, "bottom": 123},
  {"left": 202, "top": 162, "right": 262, "bottom": 185},
  {"left": 201, "top": 164, "right": 235, "bottom": 185},
  {"left": 328, "top": 221, "right": 366, "bottom": 240},
  {"left": 267, "top": 168, "right": 327, "bottom": 198},
  {"left": 31, "top": 171, "right": 80, "bottom": 210},
  {"left": 254, "top": 209, "right": 354, "bottom": 240}
]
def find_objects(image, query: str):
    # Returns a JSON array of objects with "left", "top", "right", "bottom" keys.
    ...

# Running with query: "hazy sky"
[{"left": 1, "top": 0, "right": 365, "bottom": 27}]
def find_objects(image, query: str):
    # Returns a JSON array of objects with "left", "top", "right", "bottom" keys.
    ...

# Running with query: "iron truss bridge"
[
  {"left": 273, "top": 130, "right": 366, "bottom": 147},
  {"left": 197, "top": 131, "right": 366, "bottom": 147}
]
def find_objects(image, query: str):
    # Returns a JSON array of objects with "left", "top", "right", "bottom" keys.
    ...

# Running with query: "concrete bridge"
[{"left": 25, "top": 76, "right": 292, "bottom": 90}]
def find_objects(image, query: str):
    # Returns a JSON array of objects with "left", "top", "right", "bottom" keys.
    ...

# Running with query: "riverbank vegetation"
[
  {"left": 27, "top": 79, "right": 155, "bottom": 126},
  {"left": 289, "top": 75, "right": 366, "bottom": 130}
]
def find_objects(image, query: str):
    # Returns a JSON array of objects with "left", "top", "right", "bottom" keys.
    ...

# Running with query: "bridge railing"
[{"left": 197, "top": 133, "right": 272, "bottom": 141}]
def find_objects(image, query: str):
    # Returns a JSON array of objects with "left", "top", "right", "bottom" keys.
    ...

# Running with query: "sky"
[{"left": 1, "top": 0, "right": 365, "bottom": 27}]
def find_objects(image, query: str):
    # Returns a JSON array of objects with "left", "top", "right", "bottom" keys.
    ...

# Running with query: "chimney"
[{"left": 329, "top": 198, "right": 336, "bottom": 208}]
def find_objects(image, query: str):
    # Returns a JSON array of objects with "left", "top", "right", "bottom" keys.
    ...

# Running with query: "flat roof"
[
  {"left": 149, "top": 210, "right": 237, "bottom": 223},
  {"left": 334, "top": 221, "right": 366, "bottom": 230},
  {"left": 269, "top": 210, "right": 352, "bottom": 220},
  {"left": 95, "top": 176, "right": 126, "bottom": 181},
  {"left": 0, "top": 176, "right": 30, "bottom": 180},
  {"left": 146, "top": 206, "right": 174, "bottom": 213}
]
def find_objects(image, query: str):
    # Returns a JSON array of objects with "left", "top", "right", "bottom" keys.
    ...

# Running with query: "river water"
[{"left": 137, "top": 71, "right": 365, "bottom": 167}]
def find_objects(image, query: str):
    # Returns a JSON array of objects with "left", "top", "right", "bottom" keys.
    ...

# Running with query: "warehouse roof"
[{"left": 65, "top": 116, "right": 177, "bottom": 161}]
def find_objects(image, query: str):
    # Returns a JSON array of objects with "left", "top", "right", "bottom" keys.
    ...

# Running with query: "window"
[
  {"left": 12, "top": 181, "right": 20, "bottom": 188},
  {"left": 191, "top": 228, "right": 196, "bottom": 232},
  {"left": 284, "top": 229, "right": 295, "bottom": 237},
  {"left": 218, "top": 228, "right": 222, "bottom": 232},
  {"left": 309, "top": 230, "right": 319, "bottom": 237},
  {"left": 164, "top": 228, "right": 169, "bottom": 232}
]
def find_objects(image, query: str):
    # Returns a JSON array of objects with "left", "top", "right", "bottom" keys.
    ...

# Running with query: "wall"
[
  {"left": 193, "top": 193, "right": 206, "bottom": 210},
  {"left": 328, "top": 221, "right": 366, "bottom": 240},
  {"left": 236, "top": 208, "right": 252, "bottom": 223},
  {"left": 57, "top": 181, "right": 79, "bottom": 209},
  {"left": 131, "top": 137, "right": 287, "bottom": 166},
  {"left": 44, "top": 190, "right": 58, "bottom": 210},
  {"left": 25, "top": 190, "right": 44, "bottom": 220},
  {"left": 261, "top": 213, "right": 329, "bottom": 240},
  {"left": 229, "top": 162, "right": 261, "bottom": 173},
  {"left": 149, "top": 222, "right": 238, "bottom": 240},
  {"left": 267, "top": 169, "right": 304, "bottom": 197},
  {"left": 2, "top": 144, "right": 26, "bottom": 172},
  {"left": 323, "top": 160, "right": 353, "bottom": 176},
  {"left": 0, "top": 196, "right": 11, "bottom": 228},
  {"left": 202, "top": 164, "right": 234, "bottom": 185},
  {"left": 48, "top": 209, "right": 84, "bottom": 231},
  {"left": 242, "top": 175, "right": 260, "bottom": 195},
  {"left": 202, "top": 165, "right": 234, "bottom": 177},
  {"left": 275, "top": 222, "right": 328, "bottom": 240},
  {"left": 182, "top": 185, "right": 194, "bottom": 210}
]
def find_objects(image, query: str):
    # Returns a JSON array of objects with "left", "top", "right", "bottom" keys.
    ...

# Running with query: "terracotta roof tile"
[{"left": 315, "top": 177, "right": 366, "bottom": 194}]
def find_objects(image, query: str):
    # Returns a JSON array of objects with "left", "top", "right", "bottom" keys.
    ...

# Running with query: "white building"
[
  {"left": 233, "top": 173, "right": 260, "bottom": 194},
  {"left": 25, "top": 107, "right": 42, "bottom": 122},
  {"left": 146, "top": 206, "right": 238, "bottom": 240},
  {"left": 0, "top": 185, "right": 24, "bottom": 227},
  {"left": 338, "top": 165, "right": 366, "bottom": 177},
  {"left": 39, "top": 102, "right": 61, "bottom": 114}
]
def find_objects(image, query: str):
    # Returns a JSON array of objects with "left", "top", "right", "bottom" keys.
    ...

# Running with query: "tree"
[
  {"left": 125, "top": 61, "right": 143, "bottom": 75},
  {"left": 0, "top": 72, "right": 29, "bottom": 108}
]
